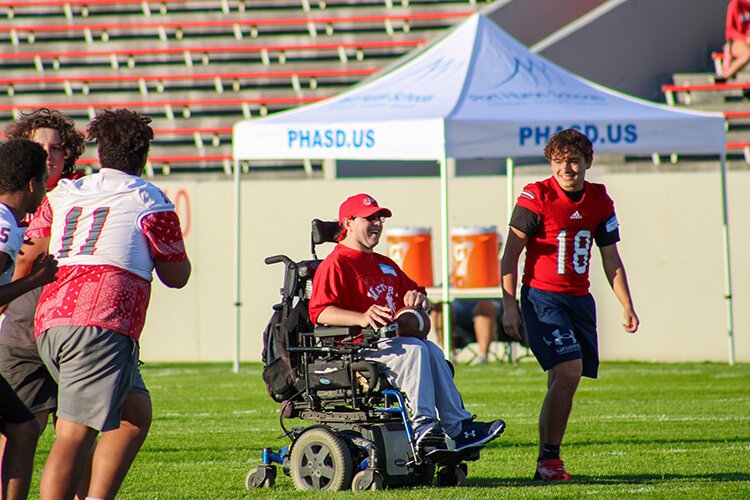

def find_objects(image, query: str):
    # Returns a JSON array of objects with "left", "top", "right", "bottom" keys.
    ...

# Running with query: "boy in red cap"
[{"left": 309, "top": 193, "right": 506, "bottom": 458}]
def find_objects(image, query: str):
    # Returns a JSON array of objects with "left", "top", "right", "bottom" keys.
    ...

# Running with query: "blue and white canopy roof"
[{"left": 234, "top": 13, "right": 725, "bottom": 160}]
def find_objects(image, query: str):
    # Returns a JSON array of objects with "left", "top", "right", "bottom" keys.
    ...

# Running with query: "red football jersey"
[{"left": 515, "top": 177, "right": 617, "bottom": 296}]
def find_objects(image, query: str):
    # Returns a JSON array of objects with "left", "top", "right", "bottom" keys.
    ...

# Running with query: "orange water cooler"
[
  {"left": 385, "top": 227, "right": 433, "bottom": 287},
  {"left": 450, "top": 226, "right": 500, "bottom": 288}
]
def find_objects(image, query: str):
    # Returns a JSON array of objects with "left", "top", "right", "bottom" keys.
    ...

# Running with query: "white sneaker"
[
  {"left": 469, "top": 353, "right": 489, "bottom": 366},
  {"left": 414, "top": 421, "right": 446, "bottom": 455}
]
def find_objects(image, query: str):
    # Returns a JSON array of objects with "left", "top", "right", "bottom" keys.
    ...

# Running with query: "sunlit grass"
[{"left": 29, "top": 361, "right": 750, "bottom": 498}]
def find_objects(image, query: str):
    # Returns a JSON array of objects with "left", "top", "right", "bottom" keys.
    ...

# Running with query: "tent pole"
[
  {"left": 505, "top": 157, "right": 515, "bottom": 362},
  {"left": 506, "top": 157, "right": 515, "bottom": 224},
  {"left": 233, "top": 158, "right": 241, "bottom": 373},
  {"left": 439, "top": 156, "right": 452, "bottom": 360},
  {"left": 719, "top": 152, "right": 735, "bottom": 366}
]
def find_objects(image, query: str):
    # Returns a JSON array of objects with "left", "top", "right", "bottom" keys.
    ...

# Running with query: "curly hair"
[
  {"left": 4, "top": 108, "right": 85, "bottom": 176},
  {"left": 87, "top": 109, "right": 154, "bottom": 175},
  {"left": 544, "top": 129, "right": 594, "bottom": 164},
  {"left": 0, "top": 139, "right": 47, "bottom": 194}
]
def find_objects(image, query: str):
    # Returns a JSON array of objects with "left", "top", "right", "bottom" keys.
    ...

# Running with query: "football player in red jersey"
[{"left": 500, "top": 129, "right": 639, "bottom": 481}]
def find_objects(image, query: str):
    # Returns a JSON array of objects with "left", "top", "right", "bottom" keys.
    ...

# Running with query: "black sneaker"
[
  {"left": 414, "top": 421, "right": 446, "bottom": 455},
  {"left": 454, "top": 416, "right": 506, "bottom": 451}
]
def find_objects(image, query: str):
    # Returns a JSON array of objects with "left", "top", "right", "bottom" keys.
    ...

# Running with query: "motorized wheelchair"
[{"left": 245, "top": 219, "right": 483, "bottom": 491}]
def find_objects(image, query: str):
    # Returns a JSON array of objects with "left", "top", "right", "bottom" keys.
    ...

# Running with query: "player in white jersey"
[
  {"left": 34, "top": 109, "right": 191, "bottom": 500},
  {"left": 0, "top": 138, "right": 59, "bottom": 500}
]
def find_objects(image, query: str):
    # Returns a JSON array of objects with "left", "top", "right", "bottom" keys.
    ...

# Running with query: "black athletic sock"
[{"left": 540, "top": 443, "right": 560, "bottom": 460}]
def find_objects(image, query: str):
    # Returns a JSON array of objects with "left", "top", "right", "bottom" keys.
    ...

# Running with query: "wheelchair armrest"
[
  {"left": 313, "top": 324, "right": 398, "bottom": 342},
  {"left": 313, "top": 325, "right": 359, "bottom": 338}
]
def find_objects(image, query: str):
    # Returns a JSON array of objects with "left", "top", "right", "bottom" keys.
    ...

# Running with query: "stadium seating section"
[
  {"left": 0, "top": 0, "right": 489, "bottom": 175},
  {"left": 662, "top": 47, "right": 750, "bottom": 164}
]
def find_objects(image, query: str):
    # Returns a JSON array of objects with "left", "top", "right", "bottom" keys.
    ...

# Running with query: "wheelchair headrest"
[{"left": 311, "top": 219, "right": 341, "bottom": 245}]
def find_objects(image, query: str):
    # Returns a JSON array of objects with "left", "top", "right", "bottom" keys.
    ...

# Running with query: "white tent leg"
[
  {"left": 505, "top": 157, "right": 515, "bottom": 361},
  {"left": 439, "top": 156, "right": 452, "bottom": 360},
  {"left": 719, "top": 152, "right": 735, "bottom": 366},
  {"left": 506, "top": 157, "right": 515, "bottom": 223},
  {"left": 233, "top": 158, "right": 241, "bottom": 373}
]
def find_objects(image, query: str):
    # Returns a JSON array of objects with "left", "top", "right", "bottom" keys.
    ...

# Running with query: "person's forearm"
[
  {"left": 501, "top": 271, "right": 518, "bottom": 308},
  {"left": 316, "top": 306, "right": 364, "bottom": 327},
  {"left": 610, "top": 266, "right": 635, "bottom": 312},
  {"left": 0, "top": 275, "right": 48, "bottom": 307}
]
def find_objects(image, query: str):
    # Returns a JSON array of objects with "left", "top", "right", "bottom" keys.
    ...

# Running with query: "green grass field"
[{"left": 30, "top": 361, "right": 750, "bottom": 499}]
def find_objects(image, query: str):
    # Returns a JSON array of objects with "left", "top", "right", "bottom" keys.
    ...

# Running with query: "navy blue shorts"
[
  {"left": 452, "top": 299, "right": 481, "bottom": 333},
  {"left": 521, "top": 285, "right": 599, "bottom": 378}
]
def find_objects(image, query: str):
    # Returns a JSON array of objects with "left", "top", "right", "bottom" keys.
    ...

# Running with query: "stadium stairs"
[{"left": 662, "top": 49, "right": 750, "bottom": 168}]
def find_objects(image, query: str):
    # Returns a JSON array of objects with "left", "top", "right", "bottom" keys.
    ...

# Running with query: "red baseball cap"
[
  {"left": 337, "top": 193, "right": 392, "bottom": 241},
  {"left": 338, "top": 193, "right": 392, "bottom": 223}
]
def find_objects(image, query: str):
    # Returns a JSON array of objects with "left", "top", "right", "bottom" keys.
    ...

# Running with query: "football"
[{"left": 395, "top": 307, "right": 431, "bottom": 340}]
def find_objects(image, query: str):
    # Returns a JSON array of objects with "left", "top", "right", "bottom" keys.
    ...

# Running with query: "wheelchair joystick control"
[{"left": 376, "top": 322, "right": 399, "bottom": 339}]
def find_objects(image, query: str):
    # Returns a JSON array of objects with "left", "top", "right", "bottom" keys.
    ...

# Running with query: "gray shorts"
[
  {"left": 0, "top": 344, "right": 57, "bottom": 414},
  {"left": 38, "top": 326, "right": 140, "bottom": 432}
]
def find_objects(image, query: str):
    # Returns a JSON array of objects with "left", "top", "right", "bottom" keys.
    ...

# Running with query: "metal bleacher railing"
[
  {"left": 662, "top": 50, "right": 750, "bottom": 163},
  {"left": 0, "top": 39, "right": 427, "bottom": 72},
  {"left": 0, "top": 68, "right": 378, "bottom": 97},
  {"left": 0, "top": 11, "right": 472, "bottom": 45}
]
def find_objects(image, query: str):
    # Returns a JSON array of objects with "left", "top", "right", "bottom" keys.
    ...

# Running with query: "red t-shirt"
[
  {"left": 308, "top": 244, "right": 424, "bottom": 325},
  {"left": 515, "top": 177, "right": 617, "bottom": 296},
  {"left": 726, "top": 0, "right": 750, "bottom": 42}
]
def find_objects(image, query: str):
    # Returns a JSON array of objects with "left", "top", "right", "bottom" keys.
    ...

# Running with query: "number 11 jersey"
[
  {"left": 514, "top": 177, "right": 619, "bottom": 296},
  {"left": 47, "top": 169, "right": 173, "bottom": 280}
]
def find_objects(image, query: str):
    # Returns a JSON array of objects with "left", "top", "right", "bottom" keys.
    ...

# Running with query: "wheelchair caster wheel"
[
  {"left": 245, "top": 465, "right": 276, "bottom": 489},
  {"left": 351, "top": 469, "right": 384, "bottom": 491},
  {"left": 417, "top": 463, "right": 436, "bottom": 486},
  {"left": 436, "top": 464, "right": 467, "bottom": 487}
]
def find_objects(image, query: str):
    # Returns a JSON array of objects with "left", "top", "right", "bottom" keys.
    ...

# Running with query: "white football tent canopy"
[{"left": 232, "top": 13, "right": 733, "bottom": 368}]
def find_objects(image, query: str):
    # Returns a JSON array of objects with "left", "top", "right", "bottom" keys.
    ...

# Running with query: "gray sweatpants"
[{"left": 359, "top": 336, "right": 471, "bottom": 438}]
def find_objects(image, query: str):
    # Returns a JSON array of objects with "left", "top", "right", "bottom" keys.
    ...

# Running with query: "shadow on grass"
[{"left": 469, "top": 472, "right": 750, "bottom": 488}]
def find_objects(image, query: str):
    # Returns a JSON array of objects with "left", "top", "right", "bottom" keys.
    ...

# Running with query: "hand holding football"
[{"left": 395, "top": 307, "right": 431, "bottom": 340}]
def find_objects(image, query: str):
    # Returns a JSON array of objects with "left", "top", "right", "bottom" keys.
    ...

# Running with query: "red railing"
[
  {"left": 0, "top": 0, "right": 191, "bottom": 6},
  {"left": 661, "top": 81, "right": 749, "bottom": 106},
  {"left": 0, "top": 39, "right": 427, "bottom": 62},
  {"left": 0, "top": 11, "right": 472, "bottom": 33},
  {"left": 0, "top": 67, "right": 375, "bottom": 86},
  {"left": 0, "top": 96, "right": 323, "bottom": 112}
]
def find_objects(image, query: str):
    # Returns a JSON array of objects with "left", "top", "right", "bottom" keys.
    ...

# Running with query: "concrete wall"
[
  {"left": 483, "top": 0, "right": 609, "bottom": 46},
  {"left": 486, "top": 0, "right": 728, "bottom": 101},
  {"left": 141, "top": 166, "right": 749, "bottom": 364}
]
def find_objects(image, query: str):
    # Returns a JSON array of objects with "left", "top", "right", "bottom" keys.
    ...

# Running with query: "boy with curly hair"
[
  {"left": 501, "top": 129, "right": 639, "bottom": 481},
  {"left": 0, "top": 107, "right": 86, "bottom": 455}
]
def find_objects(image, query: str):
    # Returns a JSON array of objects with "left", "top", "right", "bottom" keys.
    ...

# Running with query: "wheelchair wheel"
[
  {"left": 290, "top": 427, "right": 353, "bottom": 490},
  {"left": 417, "top": 463, "right": 436, "bottom": 486},
  {"left": 351, "top": 469, "right": 384, "bottom": 491},
  {"left": 245, "top": 465, "right": 276, "bottom": 489},
  {"left": 436, "top": 464, "right": 467, "bottom": 487}
]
